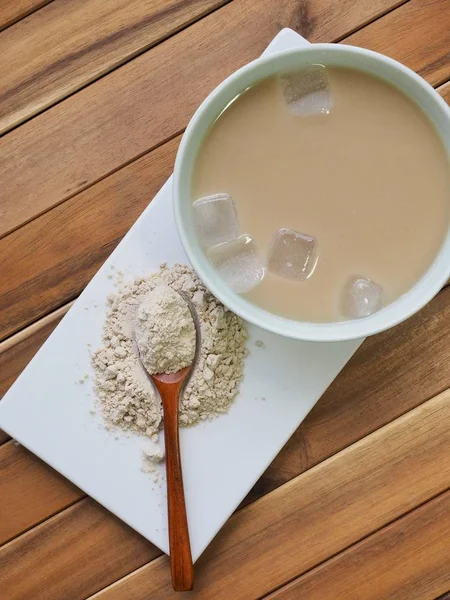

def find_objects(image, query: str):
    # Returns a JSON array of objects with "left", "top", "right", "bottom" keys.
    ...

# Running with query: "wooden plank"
[
  {"left": 86, "top": 390, "right": 450, "bottom": 600},
  {"left": 0, "top": 498, "right": 159, "bottom": 600},
  {"left": 346, "top": 0, "right": 450, "bottom": 87},
  {"left": 0, "top": 0, "right": 52, "bottom": 32},
  {"left": 0, "top": 136, "right": 179, "bottom": 341},
  {"left": 0, "top": 431, "right": 10, "bottom": 445},
  {"left": 267, "top": 490, "right": 450, "bottom": 600},
  {"left": 0, "top": 441, "right": 82, "bottom": 545},
  {"left": 0, "top": 0, "right": 231, "bottom": 135},
  {"left": 0, "top": 0, "right": 406, "bottom": 239},
  {"left": 2, "top": 270, "right": 450, "bottom": 546}
]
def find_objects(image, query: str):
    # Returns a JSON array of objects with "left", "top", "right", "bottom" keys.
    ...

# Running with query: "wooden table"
[{"left": 1, "top": 1, "right": 450, "bottom": 598}]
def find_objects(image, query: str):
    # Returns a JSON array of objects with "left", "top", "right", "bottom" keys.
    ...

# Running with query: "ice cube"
[
  {"left": 280, "top": 65, "right": 333, "bottom": 116},
  {"left": 341, "top": 277, "right": 383, "bottom": 319},
  {"left": 193, "top": 193, "right": 239, "bottom": 247},
  {"left": 268, "top": 228, "right": 317, "bottom": 281},
  {"left": 207, "top": 235, "right": 265, "bottom": 293}
]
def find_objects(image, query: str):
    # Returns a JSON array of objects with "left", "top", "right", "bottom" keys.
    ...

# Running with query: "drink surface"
[{"left": 192, "top": 67, "right": 450, "bottom": 322}]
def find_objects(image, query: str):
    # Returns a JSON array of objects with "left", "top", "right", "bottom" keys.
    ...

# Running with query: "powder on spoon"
[
  {"left": 135, "top": 284, "right": 195, "bottom": 375},
  {"left": 91, "top": 264, "right": 248, "bottom": 437}
]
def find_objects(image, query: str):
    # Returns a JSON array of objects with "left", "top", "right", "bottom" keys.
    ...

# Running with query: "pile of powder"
[
  {"left": 135, "top": 284, "right": 195, "bottom": 375},
  {"left": 91, "top": 264, "right": 248, "bottom": 436}
]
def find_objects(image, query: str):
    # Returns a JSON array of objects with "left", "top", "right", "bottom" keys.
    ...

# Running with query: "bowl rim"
[{"left": 173, "top": 43, "right": 450, "bottom": 342}]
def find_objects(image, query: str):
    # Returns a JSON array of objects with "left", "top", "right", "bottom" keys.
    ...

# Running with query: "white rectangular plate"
[{"left": 0, "top": 29, "right": 363, "bottom": 561}]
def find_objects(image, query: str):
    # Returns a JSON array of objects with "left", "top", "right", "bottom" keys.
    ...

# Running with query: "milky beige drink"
[{"left": 191, "top": 67, "right": 450, "bottom": 322}]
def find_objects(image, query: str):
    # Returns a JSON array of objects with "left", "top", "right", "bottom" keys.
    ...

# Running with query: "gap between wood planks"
[
  {"left": 0, "top": 0, "right": 234, "bottom": 136},
  {"left": 0, "top": 440, "right": 83, "bottom": 542},
  {"left": 0, "top": 302, "right": 73, "bottom": 356},
  {"left": 262, "top": 487, "right": 450, "bottom": 599},
  {"left": 332, "top": 0, "right": 410, "bottom": 41},
  {"left": 0, "top": 0, "right": 54, "bottom": 32}
]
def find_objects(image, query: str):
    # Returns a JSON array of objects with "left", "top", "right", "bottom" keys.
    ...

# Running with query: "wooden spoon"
[{"left": 138, "top": 292, "right": 200, "bottom": 591}]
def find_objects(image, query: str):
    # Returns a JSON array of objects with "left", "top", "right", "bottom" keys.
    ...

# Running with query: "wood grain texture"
[
  {"left": 346, "top": 0, "right": 450, "bottom": 87},
  {"left": 0, "top": 0, "right": 230, "bottom": 134},
  {"left": 0, "top": 0, "right": 404, "bottom": 238},
  {"left": 0, "top": 498, "right": 159, "bottom": 600},
  {"left": 268, "top": 490, "right": 450, "bottom": 600},
  {"left": 0, "top": 0, "right": 52, "bottom": 31},
  {"left": 0, "top": 441, "right": 82, "bottom": 545},
  {"left": 2, "top": 278, "right": 450, "bottom": 548},
  {"left": 0, "top": 23, "right": 448, "bottom": 341},
  {"left": 0, "top": 135, "right": 179, "bottom": 341},
  {"left": 0, "top": 3, "right": 448, "bottom": 598},
  {"left": 89, "top": 390, "right": 450, "bottom": 600}
]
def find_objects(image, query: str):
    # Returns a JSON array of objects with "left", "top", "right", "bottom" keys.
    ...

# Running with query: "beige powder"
[
  {"left": 92, "top": 264, "right": 248, "bottom": 437},
  {"left": 135, "top": 284, "right": 195, "bottom": 375}
]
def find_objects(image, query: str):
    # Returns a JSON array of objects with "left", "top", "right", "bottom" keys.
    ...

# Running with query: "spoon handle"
[{"left": 157, "top": 378, "right": 194, "bottom": 591}]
